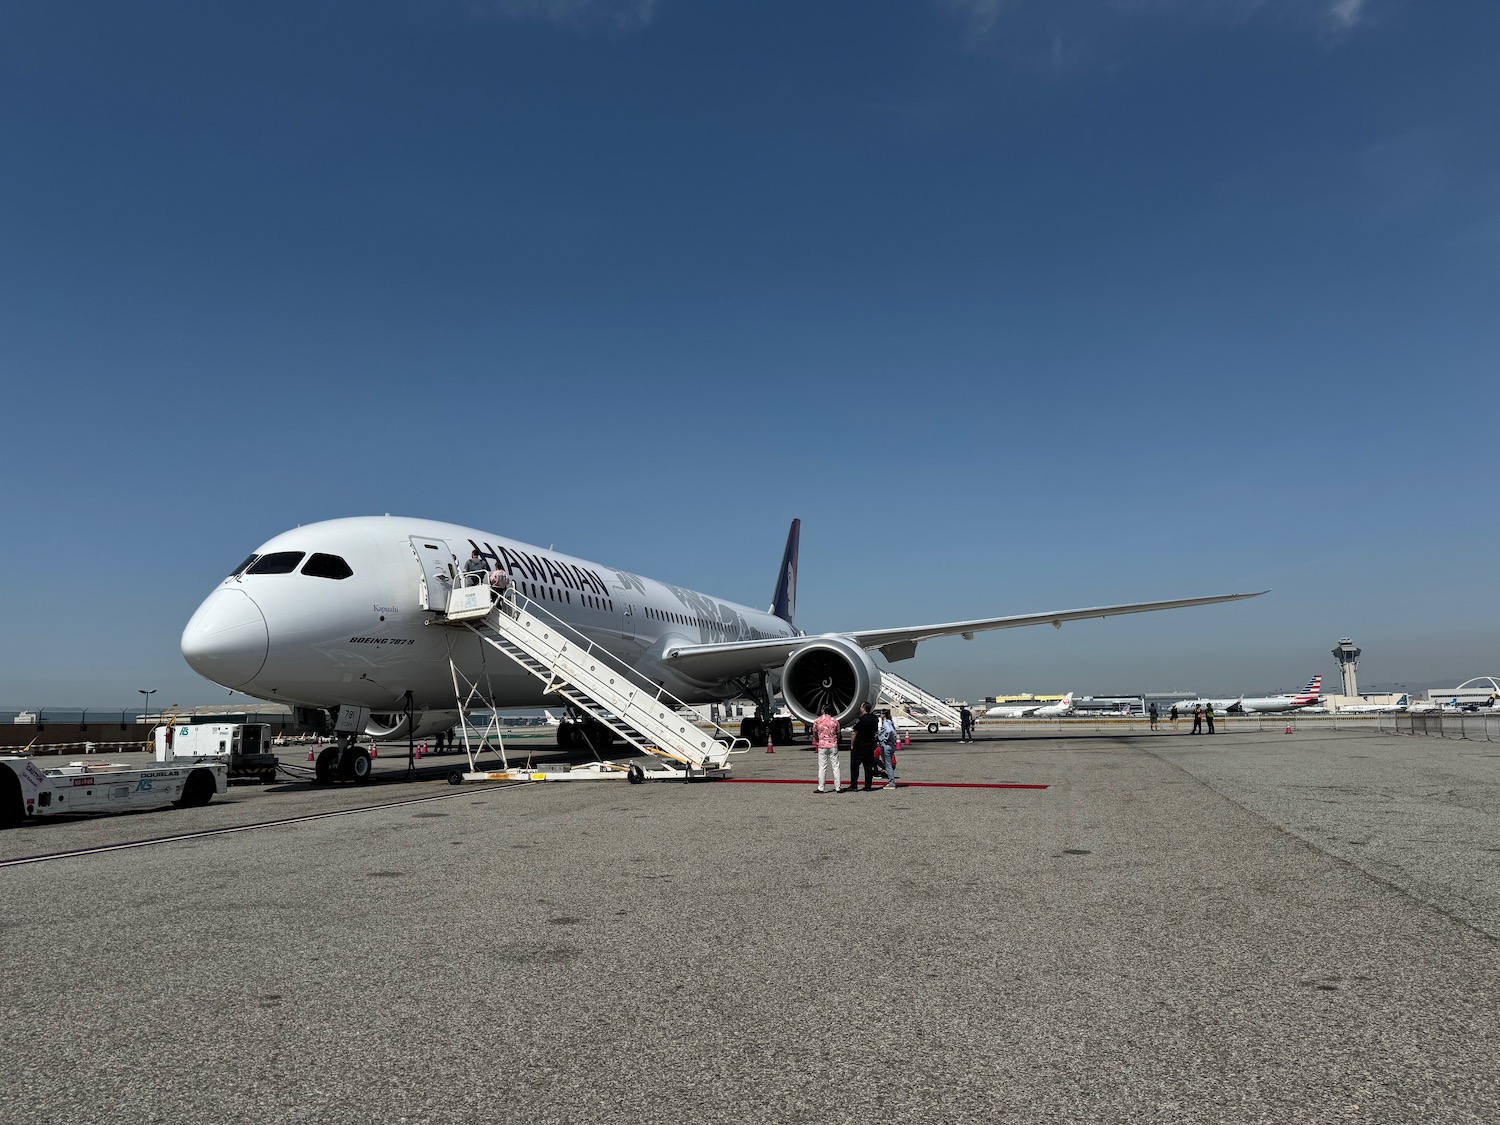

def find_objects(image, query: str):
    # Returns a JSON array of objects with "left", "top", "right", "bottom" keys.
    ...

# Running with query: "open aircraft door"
[{"left": 410, "top": 536, "right": 460, "bottom": 612}]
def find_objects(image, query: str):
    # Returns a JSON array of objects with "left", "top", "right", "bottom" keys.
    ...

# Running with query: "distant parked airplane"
[
  {"left": 1172, "top": 676, "right": 1322, "bottom": 716},
  {"left": 989, "top": 693, "right": 1076, "bottom": 718},
  {"left": 1032, "top": 693, "right": 1076, "bottom": 718},
  {"left": 985, "top": 699, "right": 1050, "bottom": 719},
  {"left": 1339, "top": 693, "right": 1409, "bottom": 714}
]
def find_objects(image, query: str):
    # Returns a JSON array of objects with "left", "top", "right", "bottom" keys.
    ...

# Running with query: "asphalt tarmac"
[{"left": 3, "top": 727, "right": 1497, "bottom": 1124}]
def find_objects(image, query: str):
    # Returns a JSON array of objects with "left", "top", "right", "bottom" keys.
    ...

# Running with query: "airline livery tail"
[
  {"left": 770, "top": 518, "right": 800, "bottom": 628},
  {"left": 1291, "top": 675, "right": 1323, "bottom": 704}
]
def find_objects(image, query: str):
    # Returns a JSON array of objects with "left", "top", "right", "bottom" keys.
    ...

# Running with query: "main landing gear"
[
  {"left": 732, "top": 671, "right": 794, "bottom": 746},
  {"left": 555, "top": 710, "right": 618, "bottom": 751}
]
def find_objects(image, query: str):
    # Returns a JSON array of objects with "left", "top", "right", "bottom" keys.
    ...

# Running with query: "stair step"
[{"left": 457, "top": 600, "right": 730, "bottom": 771}]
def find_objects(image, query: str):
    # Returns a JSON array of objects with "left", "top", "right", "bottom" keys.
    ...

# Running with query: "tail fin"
[
  {"left": 770, "top": 518, "right": 800, "bottom": 627},
  {"left": 1294, "top": 675, "right": 1322, "bottom": 701}
]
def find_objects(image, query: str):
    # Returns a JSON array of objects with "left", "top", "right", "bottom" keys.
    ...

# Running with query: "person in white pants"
[
  {"left": 877, "top": 709, "right": 900, "bottom": 789},
  {"left": 812, "top": 706, "right": 841, "bottom": 793}
]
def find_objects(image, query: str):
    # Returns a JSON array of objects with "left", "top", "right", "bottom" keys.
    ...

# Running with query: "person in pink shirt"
[{"left": 812, "top": 705, "right": 842, "bottom": 793}]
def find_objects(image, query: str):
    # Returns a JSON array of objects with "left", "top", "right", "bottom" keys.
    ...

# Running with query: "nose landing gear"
[{"left": 314, "top": 734, "right": 373, "bottom": 785}]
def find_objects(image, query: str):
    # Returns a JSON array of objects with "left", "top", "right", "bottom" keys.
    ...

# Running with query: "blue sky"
[{"left": 2, "top": 0, "right": 1496, "bottom": 710}]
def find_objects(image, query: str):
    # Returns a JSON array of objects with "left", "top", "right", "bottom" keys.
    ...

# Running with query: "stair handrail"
[{"left": 468, "top": 588, "right": 750, "bottom": 758}]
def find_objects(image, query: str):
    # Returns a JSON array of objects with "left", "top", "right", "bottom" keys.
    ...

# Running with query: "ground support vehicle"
[
  {"left": 0, "top": 756, "right": 228, "bottom": 826},
  {"left": 155, "top": 722, "right": 278, "bottom": 782},
  {"left": 894, "top": 708, "right": 957, "bottom": 734}
]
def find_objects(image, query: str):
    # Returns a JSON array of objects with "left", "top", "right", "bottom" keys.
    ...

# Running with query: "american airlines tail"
[
  {"left": 1292, "top": 675, "right": 1322, "bottom": 704},
  {"left": 770, "top": 518, "right": 800, "bottom": 628}
]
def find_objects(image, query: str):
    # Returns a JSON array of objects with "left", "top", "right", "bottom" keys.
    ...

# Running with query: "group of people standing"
[
  {"left": 811, "top": 702, "right": 900, "bottom": 793},
  {"left": 1161, "top": 702, "right": 1216, "bottom": 733}
]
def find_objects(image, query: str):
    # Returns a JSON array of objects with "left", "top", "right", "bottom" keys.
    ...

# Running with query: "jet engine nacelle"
[
  {"left": 365, "top": 709, "right": 463, "bottom": 741},
  {"left": 780, "top": 635, "right": 882, "bottom": 725}
]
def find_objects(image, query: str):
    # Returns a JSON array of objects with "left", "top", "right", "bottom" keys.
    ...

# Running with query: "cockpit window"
[
  {"left": 302, "top": 553, "right": 353, "bottom": 580},
  {"left": 231, "top": 554, "right": 259, "bottom": 577},
  {"left": 246, "top": 551, "right": 306, "bottom": 575}
]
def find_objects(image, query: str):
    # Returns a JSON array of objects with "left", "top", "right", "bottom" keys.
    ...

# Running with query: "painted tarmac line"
[
  {"left": 718, "top": 779, "right": 1049, "bottom": 789},
  {"left": 0, "top": 783, "right": 522, "bottom": 869}
]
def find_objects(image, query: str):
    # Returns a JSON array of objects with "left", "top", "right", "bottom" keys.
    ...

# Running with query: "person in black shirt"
[{"left": 849, "top": 702, "right": 879, "bottom": 792}]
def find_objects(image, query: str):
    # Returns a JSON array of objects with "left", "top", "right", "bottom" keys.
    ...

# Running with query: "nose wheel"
[
  {"left": 314, "top": 746, "right": 338, "bottom": 783},
  {"left": 314, "top": 739, "right": 372, "bottom": 784},
  {"left": 340, "top": 748, "right": 372, "bottom": 782}
]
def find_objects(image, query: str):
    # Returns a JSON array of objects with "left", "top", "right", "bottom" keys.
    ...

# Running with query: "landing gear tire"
[
  {"left": 340, "top": 748, "right": 372, "bottom": 784},
  {"left": 557, "top": 724, "right": 576, "bottom": 750},
  {"left": 314, "top": 747, "right": 339, "bottom": 784},
  {"left": 928, "top": 723, "right": 939, "bottom": 734},
  {"left": 627, "top": 764, "right": 645, "bottom": 785},
  {"left": 0, "top": 773, "right": 26, "bottom": 828},
  {"left": 740, "top": 718, "right": 766, "bottom": 745},
  {"left": 771, "top": 717, "right": 795, "bottom": 745},
  {"left": 175, "top": 770, "right": 216, "bottom": 808}
]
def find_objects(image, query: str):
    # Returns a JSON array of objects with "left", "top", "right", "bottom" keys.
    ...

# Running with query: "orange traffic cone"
[
  {"left": 307, "top": 749, "right": 315, "bottom": 762},
  {"left": 1284, "top": 723, "right": 1293, "bottom": 734},
  {"left": 766, "top": 735, "right": 775, "bottom": 754},
  {"left": 369, "top": 745, "right": 377, "bottom": 758}
]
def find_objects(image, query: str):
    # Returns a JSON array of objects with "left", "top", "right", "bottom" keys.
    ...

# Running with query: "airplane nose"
[{"left": 181, "top": 588, "right": 269, "bottom": 689}]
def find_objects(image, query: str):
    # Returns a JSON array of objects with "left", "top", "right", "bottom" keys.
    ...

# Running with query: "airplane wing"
[
  {"left": 845, "top": 592, "right": 1267, "bottom": 661},
  {"left": 662, "top": 591, "right": 1266, "bottom": 683}
]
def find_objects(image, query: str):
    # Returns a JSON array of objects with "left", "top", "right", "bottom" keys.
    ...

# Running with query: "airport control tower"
[{"left": 1333, "top": 637, "right": 1361, "bottom": 698}]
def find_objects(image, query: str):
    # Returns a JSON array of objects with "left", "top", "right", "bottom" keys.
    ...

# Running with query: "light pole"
[{"left": 139, "top": 689, "right": 157, "bottom": 723}]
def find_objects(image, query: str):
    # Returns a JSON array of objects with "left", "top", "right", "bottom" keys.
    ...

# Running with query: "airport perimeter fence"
[
  {"left": 1379, "top": 713, "right": 1500, "bottom": 742},
  {"left": 1, "top": 708, "right": 296, "bottom": 756},
  {"left": 1, "top": 708, "right": 293, "bottom": 727},
  {"left": 968, "top": 714, "right": 1391, "bottom": 736}
]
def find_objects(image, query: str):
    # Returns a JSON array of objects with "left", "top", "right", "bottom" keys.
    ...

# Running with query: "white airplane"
[
  {"left": 985, "top": 699, "right": 1046, "bottom": 718},
  {"left": 1339, "top": 693, "right": 1409, "bottom": 715},
  {"left": 181, "top": 515, "right": 1262, "bottom": 780},
  {"left": 542, "top": 710, "right": 561, "bottom": 727},
  {"left": 1033, "top": 693, "right": 1076, "bottom": 718},
  {"left": 985, "top": 692, "right": 1075, "bottom": 718},
  {"left": 1172, "top": 675, "right": 1322, "bottom": 716}
]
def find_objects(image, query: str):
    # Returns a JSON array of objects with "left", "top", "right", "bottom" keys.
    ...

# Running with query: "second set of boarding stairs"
[
  {"left": 437, "top": 580, "right": 748, "bottom": 784},
  {"left": 878, "top": 669, "right": 964, "bottom": 730}
]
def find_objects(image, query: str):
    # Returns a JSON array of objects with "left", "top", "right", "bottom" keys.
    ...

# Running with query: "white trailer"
[
  {"left": 0, "top": 756, "right": 227, "bottom": 827},
  {"left": 894, "top": 707, "right": 957, "bottom": 734}
]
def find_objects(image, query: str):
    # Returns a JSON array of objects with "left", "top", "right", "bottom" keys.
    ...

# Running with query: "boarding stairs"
[
  {"left": 439, "top": 581, "right": 746, "bottom": 780},
  {"left": 878, "top": 670, "right": 964, "bottom": 729}
]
